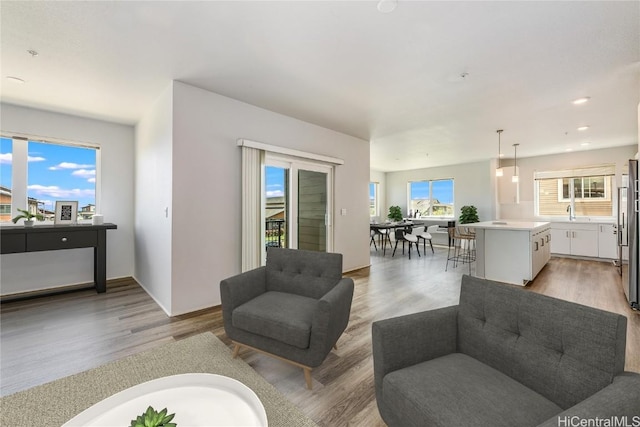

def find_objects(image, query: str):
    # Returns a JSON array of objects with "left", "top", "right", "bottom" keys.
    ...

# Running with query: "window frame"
[
  {"left": 534, "top": 164, "right": 615, "bottom": 219},
  {"left": 407, "top": 178, "right": 455, "bottom": 218},
  {"left": 557, "top": 176, "right": 610, "bottom": 202},
  {"left": 0, "top": 134, "right": 101, "bottom": 224}
]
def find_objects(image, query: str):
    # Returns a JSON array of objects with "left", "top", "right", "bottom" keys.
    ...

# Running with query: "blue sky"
[
  {"left": 266, "top": 166, "right": 285, "bottom": 198},
  {"left": 410, "top": 180, "right": 454, "bottom": 203},
  {"left": 371, "top": 180, "right": 454, "bottom": 204},
  {"left": 0, "top": 137, "right": 96, "bottom": 211}
]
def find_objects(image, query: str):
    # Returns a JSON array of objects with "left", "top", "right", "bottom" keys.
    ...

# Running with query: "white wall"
[
  {"left": 134, "top": 85, "right": 174, "bottom": 314},
  {"left": 385, "top": 160, "right": 494, "bottom": 223},
  {"left": 0, "top": 103, "right": 135, "bottom": 294},
  {"left": 499, "top": 145, "right": 638, "bottom": 220},
  {"left": 169, "top": 81, "right": 370, "bottom": 315}
]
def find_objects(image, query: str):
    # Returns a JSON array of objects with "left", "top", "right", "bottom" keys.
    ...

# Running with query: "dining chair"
[
  {"left": 417, "top": 225, "right": 436, "bottom": 254},
  {"left": 370, "top": 228, "right": 378, "bottom": 251},
  {"left": 392, "top": 227, "right": 420, "bottom": 259}
]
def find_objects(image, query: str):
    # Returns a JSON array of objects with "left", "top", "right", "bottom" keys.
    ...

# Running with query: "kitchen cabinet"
[
  {"left": 598, "top": 223, "right": 618, "bottom": 259},
  {"left": 468, "top": 221, "right": 551, "bottom": 286},
  {"left": 550, "top": 223, "right": 598, "bottom": 257}
]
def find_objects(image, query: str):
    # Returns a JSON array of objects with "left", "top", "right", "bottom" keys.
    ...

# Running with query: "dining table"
[{"left": 370, "top": 221, "right": 414, "bottom": 255}]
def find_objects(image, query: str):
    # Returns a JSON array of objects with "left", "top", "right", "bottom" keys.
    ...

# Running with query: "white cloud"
[
  {"left": 71, "top": 169, "right": 96, "bottom": 179},
  {"left": 27, "top": 185, "right": 95, "bottom": 198},
  {"left": 49, "top": 162, "right": 94, "bottom": 170},
  {"left": 0, "top": 153, "right": 45, "bottom": 164},
  {"left": 266, "top": 190, "right": 284, "bottom": 197},
  {"left": 88, "top": 177, "right": 96, "bottom": 183}
]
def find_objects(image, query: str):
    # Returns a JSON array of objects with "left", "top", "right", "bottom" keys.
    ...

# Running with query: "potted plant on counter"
[
  {"left": 459, "top": 205, "right": 479, "bottom": 224},
  {"left": 11, "top": 209, "right": 44, "bottom": 227}
]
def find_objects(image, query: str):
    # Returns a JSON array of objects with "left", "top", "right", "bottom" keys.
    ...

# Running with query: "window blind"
[{"left": 534, "top": 164, "right": 615, "bottom": 180}]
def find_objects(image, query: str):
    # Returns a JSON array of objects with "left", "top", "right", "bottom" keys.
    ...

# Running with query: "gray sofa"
[
  {"left": 221, "top": 247, "right": 354, "bottom": 389},
  {"left": 372, "top": 275, "right": 640, "bottom": 427}
]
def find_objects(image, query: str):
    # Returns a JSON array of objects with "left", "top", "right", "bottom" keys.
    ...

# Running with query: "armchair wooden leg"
[
  {"left": 232, "top": 343, "right": 241, "bottom": 359},
  {"left": 333, "top": 343, "right": 338, "bottom": 350},
  {"left": 303, "top": 367, "right": 313, "bottom": 390}
]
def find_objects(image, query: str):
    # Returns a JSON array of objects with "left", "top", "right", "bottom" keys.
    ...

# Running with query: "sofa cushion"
[
  {"left": 232, "top": 291, "right": 318, "bottom": 349},
  {"left": 382, "top": 352, "right": 562, "bottom": 427},
  {"left": 265, "top": 247, "right": 342, "bottom": 299},
  {"left": 457, "top": 275, "right": 627, "bottom": 409}
]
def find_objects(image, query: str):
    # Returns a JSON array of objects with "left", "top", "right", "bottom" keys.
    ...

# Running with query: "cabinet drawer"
[
  {"left": 26, "top": 231, "right": 97, "bottom": 251},
  {"left": 1, "top": 233, "right": 26, "bottom": 254}
]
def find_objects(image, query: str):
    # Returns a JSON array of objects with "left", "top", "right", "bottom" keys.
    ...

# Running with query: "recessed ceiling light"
[
  {"left": 580, "top": 142, "right": 591, "bottom": 146},
  {"left": 572, "top": 97, "right": 590, "bottom": 105},
  {"left": 565, "top": 148, "right": 574, "bottom": 152},
  {"left": 577, "top": 126, "right": 590, "bottom": 131},
  {"left": 377, "top": 0, "right": 397, "bottom": 13},
  {"left": 499, "top": 153, "right": 505, "bottom": 158},
  {"left": 6, "top": 76, "right": 25, "bottom": 84}
]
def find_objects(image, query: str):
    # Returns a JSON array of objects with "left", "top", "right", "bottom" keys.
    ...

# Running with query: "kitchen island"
[{"left": 466, "top": 221, "right": 551, "bottom": 286}]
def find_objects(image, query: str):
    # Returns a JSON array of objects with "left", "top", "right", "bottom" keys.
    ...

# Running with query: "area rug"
[{"left": 0, "top": 332, "right": 318, "bottom": 427}]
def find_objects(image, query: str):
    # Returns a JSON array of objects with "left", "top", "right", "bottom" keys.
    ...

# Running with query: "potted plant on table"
[
  {"left": 387, "top": 205, "right": 403, "bottom": 222},
  {"left": 11, "top": 209, "right": 44, "bottom": 227}
]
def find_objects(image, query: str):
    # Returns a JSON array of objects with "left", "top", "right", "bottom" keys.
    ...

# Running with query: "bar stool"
[{"left": 445, "top": 226, "right": 476, "bottom": 273}]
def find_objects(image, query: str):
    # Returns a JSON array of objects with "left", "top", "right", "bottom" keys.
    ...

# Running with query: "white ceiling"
[{"left": 1, "top": 1, "right": 638, "bottom": 172}]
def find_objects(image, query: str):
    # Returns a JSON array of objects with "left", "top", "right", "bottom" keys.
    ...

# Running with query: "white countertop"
[{"left": 466, "top": 221, "right": 551, "bottom": 231}]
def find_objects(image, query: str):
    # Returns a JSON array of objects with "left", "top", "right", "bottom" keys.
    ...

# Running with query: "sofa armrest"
[
  {"left": 220, "top": 267, "right": 267, "bottom": 323},
  {"left": 537, "top": 372, "right": 640, "bottom": 426},
  {"left": 372, "top": 305, "right": 459, "bottom": 401},
  {"left": 310, "top": 278, "right": 355, "bottom": 352}
]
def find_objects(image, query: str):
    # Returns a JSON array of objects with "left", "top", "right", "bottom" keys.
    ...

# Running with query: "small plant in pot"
[
  {"left": 387, "top": 205, "right": 404, "bottom": 222},
  {"left": 130, "top": 406, "right": 176, "bottom": 427},
  {"left": 11, "top": 209, "right": 44, "bottom": 227},
  {"left": 459, "top": 205, "right": 479, "bottom": 224}
]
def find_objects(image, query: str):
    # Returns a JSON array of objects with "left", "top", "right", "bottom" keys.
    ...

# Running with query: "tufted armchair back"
[
  {"left": 265, "top": 247, "right": 344, "bottom": 299},
  {"left": 457, "top": 275, "right": 627, "bottom": 409}
]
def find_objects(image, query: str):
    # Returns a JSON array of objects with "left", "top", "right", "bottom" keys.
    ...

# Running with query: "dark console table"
[{"left": 0, "top": 223, "right": 117, "bottom": 293}]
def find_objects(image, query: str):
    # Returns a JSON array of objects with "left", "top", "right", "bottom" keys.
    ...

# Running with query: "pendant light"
[
  {"left": 495, "top": 129, "right": 504, "bottom": 177},
  {"left": 512, "top": 143, "right": 520, "bottom": 183}
]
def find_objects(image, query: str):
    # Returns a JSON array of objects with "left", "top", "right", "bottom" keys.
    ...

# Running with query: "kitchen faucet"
[{"left": 566, "top": 205, "right": 575, "bottom": 221}]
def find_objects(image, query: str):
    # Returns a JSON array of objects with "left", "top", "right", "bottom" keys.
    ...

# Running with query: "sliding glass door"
[
  {"left": 263, "top": 156, "right": 332, "bottom": 260},
  {"left": 297, "top": 168, "right": 328, "bottom": 252}
]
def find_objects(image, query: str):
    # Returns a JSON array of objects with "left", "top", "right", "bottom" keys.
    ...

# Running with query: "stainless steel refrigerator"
[{"left": 622, "top": 159, "right": 639, "bottom": 310}]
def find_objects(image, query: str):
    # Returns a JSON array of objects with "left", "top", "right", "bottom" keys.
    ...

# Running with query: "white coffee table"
[{"left": 63, "top": 373, "right": 268, "bottom": 426}]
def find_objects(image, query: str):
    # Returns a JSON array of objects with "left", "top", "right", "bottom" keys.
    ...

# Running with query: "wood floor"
[{"left": 1, "top": 248, "right": 638, "bottom": 426}]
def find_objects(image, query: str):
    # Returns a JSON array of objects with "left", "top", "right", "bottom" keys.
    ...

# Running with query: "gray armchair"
[
  {"left": 372, "top": 275, "right": 640, "bottom": 427},
  {"left": 221, "top": 247, "right": 354, "bottom": 389}
]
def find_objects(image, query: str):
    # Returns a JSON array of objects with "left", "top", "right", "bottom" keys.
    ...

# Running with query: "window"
[
  {"left": 560, "top": 176, "right": 607, "bottom": 200},
  {"left": 408, "top": 179, "right": 454, "bottom": 217},
  {"left": 0, "top": 136, "right": 99, "bottom": 222},
  {"left": 0, "top": 137, "right": 12, "bottom": 222},
  {"left": 535, "top": 165, "right": 614, "bottom": 218},
  {"left": 369, "top": 182, "right": 378, "bottom": 217}
]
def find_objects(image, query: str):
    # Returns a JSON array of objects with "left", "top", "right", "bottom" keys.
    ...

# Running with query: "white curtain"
[{"left": 241, "top": 146, "right": 264, "bottom": 272}]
